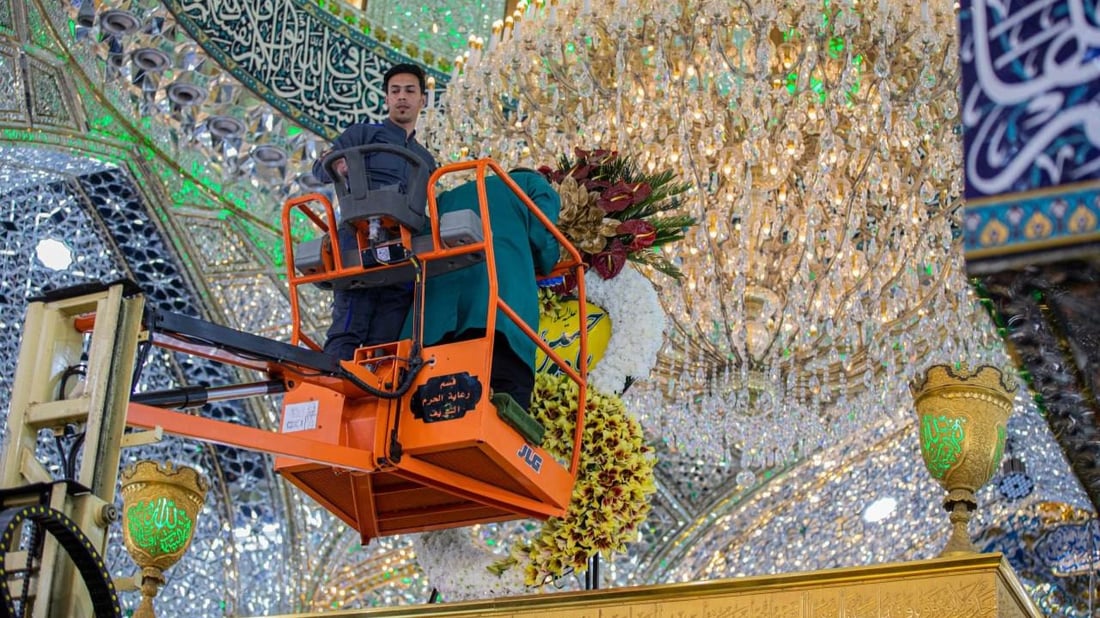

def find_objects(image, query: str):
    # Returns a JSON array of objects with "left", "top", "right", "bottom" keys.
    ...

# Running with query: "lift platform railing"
[
  {"left": 281, "top": 158, "right": 590, "bottom": 475},
  {"left": 423, "top": 159, "right": 589, "bottom": 474},
  {"left": 280, "top": 192, "right": 340, "bottom": 351}
]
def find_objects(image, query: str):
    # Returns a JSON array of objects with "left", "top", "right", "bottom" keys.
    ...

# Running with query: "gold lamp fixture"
[
  {"left": 910, "top": 364, "right": 1016, "bottom": 556},
  {"left": 119, "top": 460, "right": 208, "bottom": 617}
]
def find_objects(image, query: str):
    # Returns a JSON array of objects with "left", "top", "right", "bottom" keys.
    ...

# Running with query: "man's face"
[{"left": 385, "top": 73, "right": 426, "bottom": 130}]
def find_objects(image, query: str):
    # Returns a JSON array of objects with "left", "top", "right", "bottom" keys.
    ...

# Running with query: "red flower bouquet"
[{"left": 539, "top": 148, "right": 696, "bottom": 280}]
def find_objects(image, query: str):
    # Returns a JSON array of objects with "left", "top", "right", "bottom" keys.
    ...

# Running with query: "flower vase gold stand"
[
  {"left": 120, "top": 460, "right": 208, "bottom": 618},
  {"left": 259, "top": 553, "right": 1038, "bottom": 618},
  {"left": 911, "top": 364, "right": 1018, "bottom": 558}
]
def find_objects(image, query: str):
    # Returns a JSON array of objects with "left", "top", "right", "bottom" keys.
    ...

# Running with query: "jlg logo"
[{"left": 517, "top": 444, "right": 542, "bottom": 473}]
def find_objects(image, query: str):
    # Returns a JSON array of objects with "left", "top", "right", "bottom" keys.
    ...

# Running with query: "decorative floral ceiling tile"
[
  {"left": 0, "top": 0, "right": 14, "bottom": 37},
  {"left": 0, "top": 45, "right": 25, "bottom": 123},
  {"left": 207, "top": 272, "right": 293, "bottom": 338},
  {"left": 26, "top": 56, "right": 79, "bottom": 130},
  {"left": 179, "top": 216, "right": 259, "bottom": 273},
  {"left": 24, "top": 0, "right": 64, "bottom": 58}
]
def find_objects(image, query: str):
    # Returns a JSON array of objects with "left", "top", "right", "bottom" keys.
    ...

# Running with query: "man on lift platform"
[
  {"left": 312, "top": 63, "right": 438, "bottom": 361},
  {"left": 404, "top": 169, "right": 561, "bottom": 415}
]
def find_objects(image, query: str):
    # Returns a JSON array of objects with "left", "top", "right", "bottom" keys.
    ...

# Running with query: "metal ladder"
[{"left": 1, "top": 282, "right": 144, "bottom": 618}]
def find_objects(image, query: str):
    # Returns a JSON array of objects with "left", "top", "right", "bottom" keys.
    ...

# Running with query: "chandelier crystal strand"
[{"left": 428, "top": 0, "right": 1003, "bottom": 472}]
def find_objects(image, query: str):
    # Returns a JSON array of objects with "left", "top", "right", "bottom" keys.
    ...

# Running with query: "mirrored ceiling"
[{"left": 1, "top": 1, "right": 1097, "bottom": 615}]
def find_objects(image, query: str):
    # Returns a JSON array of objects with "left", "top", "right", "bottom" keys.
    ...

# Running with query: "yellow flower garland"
[{"left": 494, "top": 372, "right": 656, "bottom": 585}]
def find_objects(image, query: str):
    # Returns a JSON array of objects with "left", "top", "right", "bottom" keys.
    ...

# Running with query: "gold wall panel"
[{"left": 261, "top": 553, "right": 1040, "bottom": 618}]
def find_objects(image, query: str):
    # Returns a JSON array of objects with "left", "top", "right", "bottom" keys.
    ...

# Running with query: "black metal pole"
[
  {"left": 130, "top": 379, "right": 286, "bottom": 409},
  {"left": 585, "top": 554, "right": 600, "bottom": 590}
]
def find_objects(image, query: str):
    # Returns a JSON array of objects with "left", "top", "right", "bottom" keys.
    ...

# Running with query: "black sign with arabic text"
[{"left": 411, "top": 372, "right": 483, "bottom": 423}]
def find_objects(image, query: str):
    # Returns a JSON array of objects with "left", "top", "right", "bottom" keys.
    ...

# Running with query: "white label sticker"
[{"left": 282, "top": 400, "right": 320, "bottom": 433}]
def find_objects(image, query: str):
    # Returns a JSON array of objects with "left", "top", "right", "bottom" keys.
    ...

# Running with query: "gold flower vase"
[
  {"left": 120, "top": 460, "right": 209, "bottom": 617},
  {"left": 910, "top": 364, "right": 1016, "bottom": 557}
]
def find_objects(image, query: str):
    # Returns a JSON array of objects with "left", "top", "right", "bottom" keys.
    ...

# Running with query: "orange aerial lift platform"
[{"left": 103, "top": 154, "right": 587, "bottom": 542}]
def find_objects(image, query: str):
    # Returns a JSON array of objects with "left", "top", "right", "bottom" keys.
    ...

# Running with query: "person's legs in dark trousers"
[
  {"left": 489, "top": 339, "right": 534, "bottom": 411},
  {"left": 446, "top": 329, "right": 534, "bottom": 410},
  {"left": 363, "top": 284, "right": 414, "bottom": 345},
  {"left": 324, "top": 287, "right": 373, "bottom": 360},
  {"left": 322, "top": 218, "right": 416, "bottom": 358},
  {"left": 324, "top": 284, "right": 413, "bottom": 360},
  {"left": 323, "top": 225, "right": 371, "bottom": 360}
]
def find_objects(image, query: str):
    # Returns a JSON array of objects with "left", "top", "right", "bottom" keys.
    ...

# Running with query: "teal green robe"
[{"left": 404, "top": 170, "right": 561, "bottom": 370}]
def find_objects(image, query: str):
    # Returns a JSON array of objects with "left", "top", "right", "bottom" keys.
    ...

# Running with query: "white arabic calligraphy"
[{"left": 964, "top": 0, "right": 1100, "bottom": 194}]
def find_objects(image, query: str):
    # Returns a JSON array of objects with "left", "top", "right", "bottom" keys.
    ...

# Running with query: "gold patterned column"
[
  {"left": 120, "top": 460, "right": 208, "bottom": 618},
  {"left": 911, "top": 364, "right": 1017, "bottom": 556}
]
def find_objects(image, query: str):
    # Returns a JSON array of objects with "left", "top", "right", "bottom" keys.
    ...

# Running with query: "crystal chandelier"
[{"left": 428, "top": 0, "right": 1003, "bottom": 477}]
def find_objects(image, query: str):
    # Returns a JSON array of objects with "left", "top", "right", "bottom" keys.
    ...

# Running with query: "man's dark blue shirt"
[{"left": 311, "top": 118, "right": 437, "bottom": 190}]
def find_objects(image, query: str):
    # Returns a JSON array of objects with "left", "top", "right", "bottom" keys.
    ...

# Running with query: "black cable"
[
  {"left": 48, "top": 424, "right": 86, "bottom": 482},
  {"left": 130, "top": 310, "right": 156, "bottom": 391},
  {"left": 65, "top": 432, "right": 86, "bottom": 481},
  {"left": 130, "top": 339, "right": 151, "bottom": 391},
  {"left": 407, "top": 254, "right": 425, "bottom": 359},
  {"left": 52, "top": 365, "right": 88, "bottom": 482},
  {"left": 338, "top": 357, "right": 425, "bottom": 400},
  {"left": 383, "top": 254, "right": 426, "bottom": 462},
  {"left": 51, "top": 433, "right": 69, "bottom": 480},
  {"left": 57, "top": 364, "right": 86, "bottom": 400},
  {"left": 16, "top": 514, "right": 43, "bottom": 617},
  {"left": 549, "top": 567, "right": 574, "bottom": 589}
]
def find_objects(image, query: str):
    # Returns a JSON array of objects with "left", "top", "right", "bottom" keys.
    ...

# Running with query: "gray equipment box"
[{"left": 435, "top": 209, "right": 483, "bottom": 248}]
